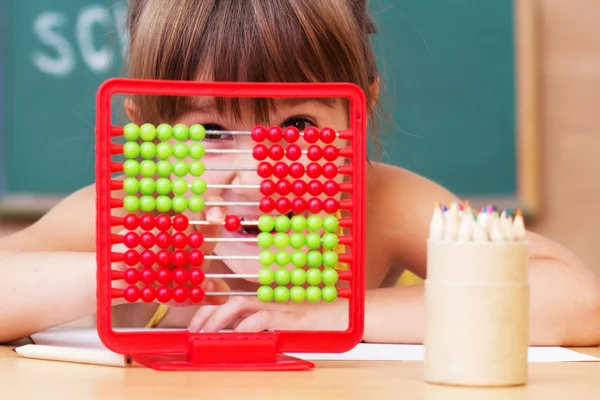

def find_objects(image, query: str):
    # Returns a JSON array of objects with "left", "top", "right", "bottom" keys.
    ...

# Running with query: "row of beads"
[
  {"left": 257, "top": 214, "right": 339, "bottom": 233},
  {"left": 257, "top": 161, "right": 338, "bottom": 179},
  {"left": 257, "top": 285, "right": 337, "bottom": 303},
  {"left": 257, "top": 267, "right": 338, "bottom": 286},
  {"left": 121, "top": 214, "right": 191, "bottom": 231},
  {"left": 123, "top": 194, "right": 204, "bottom": 213},
  {"left": 259, "top": 250, "right": 338, "bottom": 268},
  {"left": 123, "top": 177, "right": 207, "bottom": 196},
  {"left": 121, "top": 231, "right": 204, "bottom": 250},
  {"left": 123, "top": 267, "right": 204, "bottom": 285},
  {"left": 123, "top": 285, "right": 204, "bottom": 303},
  {"left": 259, "top": 196, "right": 339, "bottom": 214},
  {"left": 251, "top": 126, "right": 337, "bottom": 145},
  {"left": 123, "top": 159, "right": 205, "bottom": 178},
  {"left": 124, "top": 141, "right": 206, "bottom": 160},
  {"left": 260, "top": 179, "right": 341, "bottom": 197},
  {"left": 122, "top": 249, "right": 204, "bottom": 268},
  {"left": 252, "top": 144, "right": 338, "bottom": 162},
  {"left": 123, "top": 123, "right": 206, "bottom": 142},
  {"left": 257, "top": 231, "right": 338, "bottom": 250}
]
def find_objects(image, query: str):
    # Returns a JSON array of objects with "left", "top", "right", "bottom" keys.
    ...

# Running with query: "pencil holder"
[{"left": 423, "top": 239, "right": 530, "bottom": 387}]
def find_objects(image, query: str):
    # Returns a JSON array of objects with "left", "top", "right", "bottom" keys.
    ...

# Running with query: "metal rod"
[
  {"left": 204, "top": 149, "right": 310, "bottom": 155},
  {"left": 205, "top": 274, "right": 257, "bottom": 279},
  {"left": 204, "top": 201, "right": 259, "bottom": 207},
  {"left": 190, "top": 220, "right": 260, "bottom": 226},
  {"left": 203, "top": 237, "right": 257, "bottom": 242},
  {"left": 205, "top": 255, "right": 259, "bottom": 260},
  {"left": 190, "top": 183, "right": 259, "bottom": 190},
  {"left": 205, "top": 291, "right": 257, "bottom": 296},
  {"left": 205, "top": 166, "right": 257, "bottom": 171},
  {"left": 204, "top": 130, "right": 341, "bottom": 137}
]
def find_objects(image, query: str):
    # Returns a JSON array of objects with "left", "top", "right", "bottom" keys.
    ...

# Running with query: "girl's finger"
[
  {"left": 202, "top": 277, "right": 231, "bottom": 305},
  {"left": 187, "top": 305, "right": 218, "bottom": 332},
  {"left": 201, "top": 297, "right": 258, "bottom": 333}
]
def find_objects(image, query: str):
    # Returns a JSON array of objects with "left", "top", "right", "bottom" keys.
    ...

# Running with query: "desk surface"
[{"left": 2, "top": 345, "right": 600, "bottom": 399}]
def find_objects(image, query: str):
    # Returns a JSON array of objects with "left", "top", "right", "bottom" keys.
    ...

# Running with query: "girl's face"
[{"left": 171, "top": 98, "right": 349, "bottom": 277}]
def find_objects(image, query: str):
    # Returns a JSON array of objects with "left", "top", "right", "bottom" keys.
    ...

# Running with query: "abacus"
[{"left": 95, "top": 78, "right": 366, "bottom": 371}]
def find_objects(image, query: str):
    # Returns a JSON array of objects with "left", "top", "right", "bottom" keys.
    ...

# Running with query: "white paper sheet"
[{"left": 30, "top": 328, "right": 600, "bottom": 363}]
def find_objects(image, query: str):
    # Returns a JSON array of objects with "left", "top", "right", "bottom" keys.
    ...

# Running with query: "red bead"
[
  {"left": 172, "top": 214, "right": 189, "bottom": 231},
  {"left": 172, "top": 232, "right": 189, "bottom": 249},
  {"left": 308, "top": 180, "right": 323, "bottom": 196},
  {"left": 124, "top": 286, "right": 140, "bottom": 302},
  {"left": 123, "top": 232, "right": 140, "bottom": 249},
  {"left": 156, "top": 250, "right": 172, "bottom": 267},
  {"left": 251, "top": 126, "right": 268, "bottom": 142},
  {"left": 252, "top": 144, "right": 269, "bottom": 161},
  {"left": 324, "top": 198, "right": 340, "bottom": 213},
  {"left": 139, "top": 232, "right": 156, "bottom": 248},
  {"left": 173, "top": 268, "right": 188, "bottom": 284},
  {"left": 189, "top": 250, "right": 204, "bottom": 266},
  {"left": 141, "top": 287, "right": 156, "bottom": 302},
  {"left": 173, "top": 286, "right": 188, "bottom": 303},
  {"left": 140, "top": 267, "right": 156, "bottom": 284},
  {"left": 257, "top": 162, "right": 273, "bottom": 178},
  {"left": 323, "top": 145, "right": 339, "bottom": 161},
  {"left": 140, "top": 250, "right": 156, "bottom": 267},
  {"left": 283, "top": 126, "right": 300, "bottom": 143},
  {"left": 188, "top": 232, "right": 204, "bottom": 248},
  {"left": 269, "top": 144, "right": 284, "bottom": 161},
  {"left": 291, "top": 180, "right": 308, "bottom": 196},
  {"left": 260, "top": 179, "right": 276, "bottom": 196},
  {"left": 324, "top": 180, "right": 340, "bottom": 196},
  {"left": 189, "top": 287, "right": 205, "bottom": 303},
  {"left": 320, "top": 127, "right": 336, "bottom": 143},
  {"left": 267, "top": 126, "right": 283, "bottom": 142},
  {"left": 157, "top": 267, "right": 172, "bottom": 284},
  {"left": 307, "top": 145, "right": 323, "bottom": 161},
  {"left": 308, "top": 198, "right": 323, "bottom": 213},
  {"left": 273, "top": 162, "right": 289, "bottom": 179},
  {"left": 225, "top": 215, "right": 241, "bottom": 232},
  {"left": 289, "top": 162, "right": 305, "bottom": 179},
  {"left": 276, "top": 180, "right": 292, "bottom": 196},
  {"left": 139, "top": 214, "right": 156, "bottom": 231},
  {"left": 173, "top": 250, "right": 188, "bottom": 267},
  {"left": 124, "top": 268, "right": 140, "bottom": 284},
  {"left": 306, "top": 162, "right": 322, "bottom": 178},
  {"left": 189, "top": 268, "right": 205, "bottom": 284},
  {"left": 156, "top": 214, "right": 172, "bottom": 231},
  {"left": 303, "top": 127, "right": 320, "bottom": 143},
  {"left": 260, "top": 197, "right": 275, "bottom": 213},
  {"left": 123, "top": 214, "right": 139, "bottom": 230},
  {"left": 323, "top": 163, "right": 338, "bottom": 179},
  {"left": 291, "top": 197, "right": 307, "bottom": 214},
  {"left": 123, "top": 250, "right": 140, "bottom": 266},
  {"left": 276, "top": 197, "right": 292, "bottom": 214},
  {"left": 156, "top": 232, "right": 172, "bottom": 248},
  {"left": 285, "top": 144, "right": 302, "bottom": 161},
  {"left": 156, "top": 286, "right": 172, "bottom": 303}
]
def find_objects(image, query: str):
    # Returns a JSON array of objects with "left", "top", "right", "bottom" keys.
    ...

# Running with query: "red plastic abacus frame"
[{"left": 95, "top": 78, "right": 366, "bottom": 371}]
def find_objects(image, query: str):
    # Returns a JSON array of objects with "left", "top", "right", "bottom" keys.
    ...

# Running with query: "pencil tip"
[{"left": 11, "top": 348, "right": 16, "bottom": 352}]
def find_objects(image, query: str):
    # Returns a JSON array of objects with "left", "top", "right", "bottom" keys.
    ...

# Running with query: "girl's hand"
[{"left": 187, "top": 296, "right": 349, "bottom": 333}]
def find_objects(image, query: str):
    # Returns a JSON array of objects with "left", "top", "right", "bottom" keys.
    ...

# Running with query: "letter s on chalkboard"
[{"left": 31, "top": 12, "right": 76, "bottom": 78}]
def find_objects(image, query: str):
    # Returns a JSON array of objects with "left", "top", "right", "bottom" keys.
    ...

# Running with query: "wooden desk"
[{"left": 1, "top": 345, "right": 599, "bottom": 399}]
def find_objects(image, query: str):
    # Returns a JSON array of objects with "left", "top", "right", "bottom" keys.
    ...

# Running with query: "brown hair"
[{"left": 125, "top": 0, "right": 381, "bottom": 138}]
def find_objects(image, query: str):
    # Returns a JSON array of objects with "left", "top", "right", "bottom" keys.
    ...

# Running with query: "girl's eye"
[
  {"left": 281, "top": 117, "right": 315, "bottom": 132},
  {"left": 203, "top": 123, "right": 233, "bottom": 142}
]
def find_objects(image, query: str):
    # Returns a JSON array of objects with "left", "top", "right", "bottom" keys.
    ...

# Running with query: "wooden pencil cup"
[{"left": 423, "top": 240, "right": 530, "bottom": 387}]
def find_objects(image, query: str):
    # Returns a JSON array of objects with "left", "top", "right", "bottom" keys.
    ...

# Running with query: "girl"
[{"left": 1, "top": 0, "right": 600, "bottom": 346}]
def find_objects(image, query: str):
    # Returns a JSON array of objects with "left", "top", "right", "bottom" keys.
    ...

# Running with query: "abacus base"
[{"left": 132, "top": 353, "right": 315, "bottom": 371}]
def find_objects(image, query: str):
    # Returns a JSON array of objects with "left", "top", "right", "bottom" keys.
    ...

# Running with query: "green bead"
[
  {"left": 140, "top": 142, "right": 157, "bottom": 159},
  {"left": 123, "top": 160, "right": 140, "bottom": 177},
  {"left": 274, "top": 215, "right": 291, "bottom": 232},
  {"left": 289, "top": 286, "right": 306, "bottom": 303},
  {"left": 258, "top": 215, "right": 275, "bottom": 232},
  {"left": 257, "top": 232, "right": 273, "bottom": 248},
  {"left": 291, "top": 251, "right": 307, "bottom": 267},
  {"left": 172, "top": 178, "right": 188, "bottom": 195},
  {"left": 188, "top": 196, "right": 205, "bottom": 212},
  {"left": 290, "top": 215, "right": 307, "bottom": 232},
  {"left": 258, "top": 268, "right": 275, "bottom": 285},
  {"left": 290, "top": 268, "right": 306, "bottom": 285},
  {"left": 139, "top": 123, "right": 156, "bottom": 141},
  {"left": 156, "top": 142, "right": 172, "bottom": 159},
  {"left": 274, "top": 286, "right": 289, "bottom": 303},
  {"left": 172, "top": 196, "right": 188, "bottom": 212},
  {"left": 189, "top": 124, "right": 206, "bottom": 141},
  {"left": 140, "top": 160, "right": 157, "bottom": 177},
  {"left": 273, "top": 232, "right": 289, "bottom": 248},
  {"left": 259, "top": 250, "right": 275, "bottom": 266},
  {"left": 123, "top": 142, "right": 140, "bottom": 159},
  {"left": 156, "top": 124, "right": 173, "bottom": 141},
  {"left": 140, "top": 195, "right": 156, "bottom": 212},
  {"left": 155, "top": 178, "right": 172, "bottom": 195},
  {"left": 323, "top": 251, "right": 339, "bottom": 268},
  {"left": 123, "top": 195, "right": 140, "bottom": 211},
  {"left": 307, "top": 251, "right": 323, "bottom": 267},
  {"left": 289, "top": 233, "right": 305, "bottom": 249},
  {"left": 307, "top": 215, "right": 322, "bottom": 232},
  {"left": 305, "top": 233, "right": 321, "bottom": 249},
  {"left": 172, "top": 161, "right": 189, "bottom": 177},
  {"left": 306, "top": 286, "right": 321, "bottom": 303},
  {"left": 173, "top": 124, "right": 189, "bottom": 141},
  {"left": 191, "top": 179, "right": 207, "bottom": 195},
  {"left": 189, "top": 161, "right": 205, "bottom": 177},
  {"left": 306, "top": 268, "right": 322, "bottom": 285},
  {"left": 274, "top": 268, "right": 290, "bottom": 285},
  {"left": 123, "top": 178, "right": 139, "bottom": 195},
  {"left": 156, "top": 196, "right": 172, "bottom": 212},
  {"left": 321, "top": 233, "right": 339, "bottom": 249},
  {"left": 322, "top": 268, "right": 339, "bottom": 285},
  {"left": 123, "top": 123, "right": 140, "bottom": 141},
  {"left": 323, "top": 215, "right": 339, "bottom": 233},
  {"left": 139, "top": 177, "right": 156, "bottom": 195},
  {"left": 156, "top": 160, "right": 172, "bottom": 177},
  {"left": 188, "top": 144, "right": 205, "bottom": 159},
  {"left": 257, "top": 286, "right": 274, "bottom": 302},
  {"left": 172, "top": 143, "right": 189, "bottom": 159},
  {"left": 275, "top": 251, "right": 291, "bottom": 266},
  {"left": 321, "top": 286, "right": 338, "bottom": 302}
]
